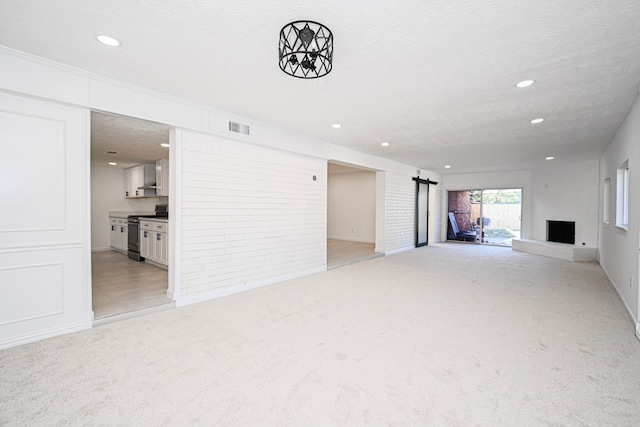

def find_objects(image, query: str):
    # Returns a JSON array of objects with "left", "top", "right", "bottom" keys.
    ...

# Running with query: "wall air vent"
[
  {"left": 104, "top": 150, "right": 119, "bottom": 155},
  {"left": 229, "top": 121, "right": 250, "bottom": 135}
]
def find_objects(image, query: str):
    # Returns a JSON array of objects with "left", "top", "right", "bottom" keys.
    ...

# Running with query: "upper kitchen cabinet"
[
  {"left": 155, "top": 159, "right": 169, "bottom": 197},
  {"left": 124, "top": 164, "right": 155, "bottom": 198}
]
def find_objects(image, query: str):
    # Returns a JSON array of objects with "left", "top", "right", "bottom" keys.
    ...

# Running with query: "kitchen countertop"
[
  {"left": 109, "top": 211, "right": 155, "bottom": 219},
  {"left": 140, "top": 217, "right": 168, "bottom": 223}
]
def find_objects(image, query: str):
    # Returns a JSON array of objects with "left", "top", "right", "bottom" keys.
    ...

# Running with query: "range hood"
[{"left": 137, "top": 183, "right": 157, "bottom": 190}]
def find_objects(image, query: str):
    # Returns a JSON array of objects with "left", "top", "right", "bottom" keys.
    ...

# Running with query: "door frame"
[
  {"left": 446, "top": 187, "right": 523, "bottom": 246},
  {"left": 413, "top": 177, "right": 438, "bottom": 247}
]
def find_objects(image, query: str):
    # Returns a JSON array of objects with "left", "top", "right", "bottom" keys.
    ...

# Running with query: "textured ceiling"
[
  {"left": 91, "top": 112, "right": 170, "bottom": 169},
  {"left": 2, "top": 0, "right": 640, "bottom": 174}
]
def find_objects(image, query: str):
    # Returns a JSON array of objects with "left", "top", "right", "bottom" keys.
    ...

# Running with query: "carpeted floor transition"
[{"left": 1, "top": 243, "right": 639, "bottom": 426}]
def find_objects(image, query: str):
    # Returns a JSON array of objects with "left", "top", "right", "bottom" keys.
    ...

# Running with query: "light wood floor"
[
  {"left": 92, "top": 250, "right": 173, "bottom": 321},
  {"left": 327, "top": 239, "right": 383, "bottom": 269}
]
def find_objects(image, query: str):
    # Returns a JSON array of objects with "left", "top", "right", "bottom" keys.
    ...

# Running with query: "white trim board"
[
  {"left": 177, "top": 266, "right": 326, "bottom": 307},
  {"left": 600, "top": 264, "right": 639, "bottom": 337}
]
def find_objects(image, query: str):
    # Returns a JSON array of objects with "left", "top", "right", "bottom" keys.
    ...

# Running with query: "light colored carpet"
[{"left": 1, "top": 243, "right": 639, "bottom": 425}]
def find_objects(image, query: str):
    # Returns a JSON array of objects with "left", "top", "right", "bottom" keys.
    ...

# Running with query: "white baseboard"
[
  {"left": 0, "top": 321, "right": 89, "bottom": 350},
  {"left": 385, "top": 246, "right": 414, "bottom": 256},
  {"left": 177, "top": 266, "right": 326, "bottom": 307},
  {"left": 144, "top": 259, "right": 168, "bottom": 270},
  {"left": 91, "top": 247, "right": 111, "bottom": 252},
  {"left": 327, "top": 236, "right": 375, "bottom": 244},
  {"left": 600, "top": 264, "right": 639, "bottom": 337}
]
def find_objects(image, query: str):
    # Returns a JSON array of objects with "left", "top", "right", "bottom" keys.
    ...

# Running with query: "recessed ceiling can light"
[
  {"left": 444, "top": 165, "right": 451, "bottom": 169},
  {"left": 332, "top": 123, "right": 342, "bottom": 129},
  {"left": 96, "top": 35, "right": 121, "bottom": 47},
  {"left": 108, "top": 162, "right": 117, "bottom": 166},
  {"left": 546, "top": 156, "right": 555, "bottom": 160},
  {"left": 531, "top": 118, "right": 544, "bottom": 124},
  {"left": 160, "top": 143, "right": 170, "bottom": 148},
  {"left": 381, "top": 142, "right": 390, "bottom": 147},
  {"left": 516, "top": 79, "right": 535, "bottom": 88}
]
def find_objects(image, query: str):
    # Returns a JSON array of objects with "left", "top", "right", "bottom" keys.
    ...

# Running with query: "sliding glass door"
[{"left": 447, "top": 188, "right": 522, "bottom": 247}]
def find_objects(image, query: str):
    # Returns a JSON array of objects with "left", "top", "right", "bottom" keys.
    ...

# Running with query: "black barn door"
[{"left": 414, "top": 177, "right": 438, "bottom": 247}]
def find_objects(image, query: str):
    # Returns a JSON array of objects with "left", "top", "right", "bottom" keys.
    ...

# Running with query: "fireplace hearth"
[{"left": 547, "top": 220, "right": 575, "bottom": 244}]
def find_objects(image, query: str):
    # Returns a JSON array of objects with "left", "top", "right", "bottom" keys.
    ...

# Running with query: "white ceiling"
[
  {"left": 91, "top": 112, "right": 170, "bottom": 169},
  {"left": 2, "top": 0, "right": 640, "bottom": 174}
]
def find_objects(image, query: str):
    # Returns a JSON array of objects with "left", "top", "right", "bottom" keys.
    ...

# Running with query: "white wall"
[
  {"left": 0, "top": 92, "right": 91, "bottom": 349},
  {"left": 599, "top": 94, "right": 640, "bottom": 331},
  {"left": 441, "top": 170, "right": 532, "bottom": 241},
  {"left": 429, "top": 183, "right": 443, "bottom": 244},
  {"left": 530, "top": 159, "right": 599, "bottom": 247},
  {"left": 90, "top": 166, "right": 167, "bottom": 250},
  {"left": 383, "top": 172, "right": 417, "bottom": 253},
  {"left": 178, "top": 130, "right": 327, "bottom": 304},
  {"left": 0, "top": 46, "right": 435, "bottom": 346},
  {"left": 327, "top": 171, "right": 376, "bottom": 243}
]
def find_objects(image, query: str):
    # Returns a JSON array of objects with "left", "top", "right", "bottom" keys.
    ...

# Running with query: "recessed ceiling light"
[
  {"left": 444, "top": 165, "right": 451, "bottom": 169},
  {"left": 516, "top": 79, "right": 535, "bottom": 88},
  {"left": 531, "top": 118, "right": 544, "bottom": 124},
  {"left": 96, "top": 35, "right": 121, "bottom": 47},
  {"left": 332, "top": 123, "right": 342, "bottom": 129},
  {"left": 546, "top": 156, "right": 555, "bottom": 160},
  {"left": 381, "top": 142, "right": 390, "bottom": 147},
  {"left": 108, "top": 162, "right": 117, "bottom": 166},
  {"left": 160, "top": 143, "right": 170, "bottom": 148}
]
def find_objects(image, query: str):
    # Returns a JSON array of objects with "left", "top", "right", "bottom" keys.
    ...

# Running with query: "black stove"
[{"left": 127, "top": 204, "right": 168, "bottom": 261}]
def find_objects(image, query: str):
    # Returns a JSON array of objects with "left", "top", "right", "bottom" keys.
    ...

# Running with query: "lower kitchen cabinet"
[
  {"left": 154, "top": 232, "right": 168, "bottom": 265},
  {"left": 140, "top": 227, "right": 153, "bottom": 260},
  {"left": 109, "top": 217, "right": 128, "bottom": 253},
  {"left": 140, "top": 220, "right": 168, "bottom": 267}
]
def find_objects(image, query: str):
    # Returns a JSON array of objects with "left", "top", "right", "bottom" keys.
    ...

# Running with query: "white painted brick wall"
[
  {"left": 180, "top": 130, "right": 327, "bottom": 299},
  {"left": 384, "top": 172, "right": 416, "bottom": 252},
  {"left": 531, "top": 159, "right": 599, "bottom": 247}
]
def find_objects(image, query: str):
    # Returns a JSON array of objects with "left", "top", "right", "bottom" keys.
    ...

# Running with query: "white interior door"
[{"left": 0, "top": 92, "right": 91, "bottom": 349}]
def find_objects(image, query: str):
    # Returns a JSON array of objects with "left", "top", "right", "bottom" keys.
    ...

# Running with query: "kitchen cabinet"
[
  {"left": 155, "top": 159, "right": 169, "bottom": 197},
  {"left": 139, "top": 224, "right": 153, "bottom": 260},
  {"left": 123, "top": 164, "right": 155, "bottom": 198},
  {"left": 140, "top": 219, "right": 168, "bottom": 267},
  {"left": 109, "top": 217, "right": 128, "bottom": 253},
  {"left": 154, "top": 230, "right": 168, "bottom": 265}
]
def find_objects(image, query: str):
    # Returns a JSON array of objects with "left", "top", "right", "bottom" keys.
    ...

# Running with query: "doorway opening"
[
  {"left": 447, "top": 188, "right": 522, "bottom": 247},
  {"left": 90, "top": 112, "right": 174, "bottom": 323},
  {"left": 327, "top": 162, "right": 383, "bottom": 268}
]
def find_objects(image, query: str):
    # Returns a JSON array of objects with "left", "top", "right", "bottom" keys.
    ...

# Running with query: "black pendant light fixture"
[{"left": 279, "top": 20, "right": 333, "bottom": 79}]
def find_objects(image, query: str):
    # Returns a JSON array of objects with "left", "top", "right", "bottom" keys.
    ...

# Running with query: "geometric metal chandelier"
[{"left": 279, "top": 20, "right": 333, "bottom": 79}]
